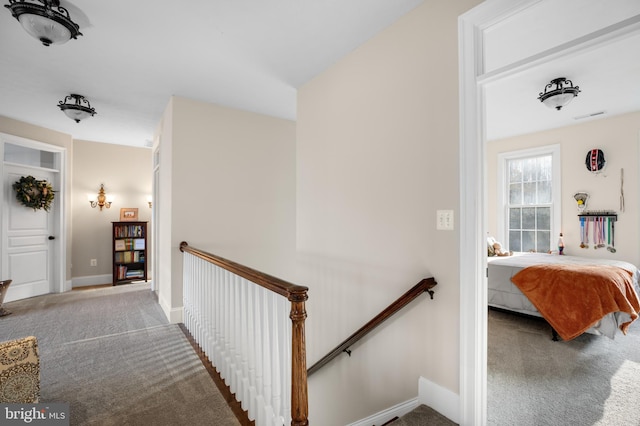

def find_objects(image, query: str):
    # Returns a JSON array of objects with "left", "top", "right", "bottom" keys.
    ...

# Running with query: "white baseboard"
[
  {"left": 418, "top": 376, "right": 460, "bottom": 424},
  {"left": 348, "top": 377, "right": 460, "bottom": 426},
  {"left": 346, "top": 398, "right": 419, "bottom": 426},
  {"left": 159, "top": 295, "right": 183, "bottom": 324},
  {"left": 71, "top": 274, "right": 112, "bottom": 288}
]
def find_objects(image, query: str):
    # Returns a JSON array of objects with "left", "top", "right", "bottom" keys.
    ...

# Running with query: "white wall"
[
  {"left": 296, "top": 1, "right": 481, "bottom": 424},
  {"left": 487, "top": 111, "right": 640, "bottom": 266},
  {"left": 155, "top": 96, "right": 297, "bottom": 322}
]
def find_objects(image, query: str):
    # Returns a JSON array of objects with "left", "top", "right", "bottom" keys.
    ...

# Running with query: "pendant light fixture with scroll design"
[
  {"left": 4, "top": 0, "right": 82, "bottom": 46},
  {"left": 58, "top": 94, "right": 96, "bottom": 123},
  {"left": 537, "top": 77, "right": 581, "bottom": 110}
]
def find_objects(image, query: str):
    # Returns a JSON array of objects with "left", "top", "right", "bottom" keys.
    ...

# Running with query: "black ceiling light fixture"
[
  {"left": 4, "top": 0, "right": 82, "bottom": 46},
  {"left": 537, "top": 77, "right": 581, "bottom": 110},
  {"left": 58, "top": 94, "right": 96, "bottom": 123}
]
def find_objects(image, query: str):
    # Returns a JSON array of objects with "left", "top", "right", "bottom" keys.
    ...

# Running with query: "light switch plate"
[{"left": 437, "top": 210, "right": 454, "bottom": 230}]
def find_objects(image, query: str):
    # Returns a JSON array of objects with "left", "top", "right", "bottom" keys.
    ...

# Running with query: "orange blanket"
[{"left": 511, "top": 264, "right": 640, "bottom": 341}]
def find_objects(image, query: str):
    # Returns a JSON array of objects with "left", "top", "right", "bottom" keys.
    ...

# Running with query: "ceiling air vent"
[{"left": 574, "top": 111, "right": 605, "bottom": 120}]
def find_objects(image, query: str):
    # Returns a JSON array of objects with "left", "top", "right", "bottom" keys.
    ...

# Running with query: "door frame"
[
  {"left": 459, "top": 1, "right": 640, "bottom": 424},
  {"left": 0, "top": 132, "right": 67, "bottom": 295}
]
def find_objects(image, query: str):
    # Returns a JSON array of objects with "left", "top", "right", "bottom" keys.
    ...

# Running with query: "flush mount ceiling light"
[
  {"left": 4, "top": 0, "right": 82, "bottom": 46},
  {"left": 538, "top": 77, "right": 581, "bottom": 110},
  {"left": 58, "top": 94, "right": 96, "bottom": 123}
]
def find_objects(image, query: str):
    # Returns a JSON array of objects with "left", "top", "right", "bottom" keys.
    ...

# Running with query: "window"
[{"left": 497, "top": 145, "right": 560, "bottom": 253}]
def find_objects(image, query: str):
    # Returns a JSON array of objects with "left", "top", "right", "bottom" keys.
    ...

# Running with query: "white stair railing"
[{"left": 181, "top": 242, "right": 308, "bottom": 426}]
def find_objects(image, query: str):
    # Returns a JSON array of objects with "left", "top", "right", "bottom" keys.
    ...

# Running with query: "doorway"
[
  {"left": 459, "top": 1, "right": 640, "bottom": 424},
  {"left": 1, "top": 133, "right": 66, "bottom": 302}
]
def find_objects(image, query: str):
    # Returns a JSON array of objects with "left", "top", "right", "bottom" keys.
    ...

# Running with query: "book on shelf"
[
  {"left": 133, "top": 238, "right": 145, "bottom": 250},
  {"left": 125, "top": 269, "right": 144, "bottom": 278},
  {"left": 117, "top": 265, "right": 127, "bottom": 280},
  {"left": 115, "top": 251, "right": 143, "bottom": 263},
  {"left": 115, "top": 239, "right": 126, "bottom": 251}
]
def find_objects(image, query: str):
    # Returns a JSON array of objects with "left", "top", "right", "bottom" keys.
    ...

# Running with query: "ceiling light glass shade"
[
  {"left": 538, "top": 77, "right": 580, "bottom": 110},
  {"left": 58, "top": 94, "right": 96, "bottom": 123},
  {"left": 5, "top": 0, "right": 82, "bottom": 46}
]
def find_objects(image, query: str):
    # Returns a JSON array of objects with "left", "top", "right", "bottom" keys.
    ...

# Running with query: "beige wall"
[
  {"left": 156, "top": 96, "right": 297, "bottom": 320},
  {"left": 296, "top": 0, "right": 481, "bottom": 424},
  {"left": 71, "top": 140, "right": 152, "bottom": 282},
  {"left": 487, "top": 111, "right": 640, "bottom": 266},
  {"left": 0, "top": 116, "right": 74, "bottom": 282},
  {"left": 0, "top": 117, "right": 152, "bottom": 287}
]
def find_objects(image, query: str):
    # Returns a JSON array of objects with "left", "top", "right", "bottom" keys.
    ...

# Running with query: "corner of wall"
[
  {"left": 159, "top": 294, "right": 183, "bottom": 324},
  {"left": 418, "top": 376, "right": 460, "bottom": 424}
]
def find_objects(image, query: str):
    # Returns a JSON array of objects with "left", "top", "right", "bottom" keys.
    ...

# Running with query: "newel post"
[{"left": 289, "top": 288, "right": 309, "bottom": 426}]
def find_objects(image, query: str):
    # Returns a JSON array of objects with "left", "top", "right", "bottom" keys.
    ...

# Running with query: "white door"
[{"left": 2, "top": 164, "right": 57, "bottom": 302}]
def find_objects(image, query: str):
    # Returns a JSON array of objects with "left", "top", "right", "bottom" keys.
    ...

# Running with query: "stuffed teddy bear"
[{"left": 492, "top": 241, "right": 512, "bottom": 256}]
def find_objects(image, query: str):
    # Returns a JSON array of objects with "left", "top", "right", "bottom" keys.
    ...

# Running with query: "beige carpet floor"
[
  {"left": 488, "top": 308, "right": 640, "bottom": 425},
  {"left": 0, "top": 283, "right": 240, "bottom": 425}
]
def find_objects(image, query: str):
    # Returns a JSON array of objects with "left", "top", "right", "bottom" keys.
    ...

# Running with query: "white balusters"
[{"left": 182, "top": 251, "right": 293, "bottom": 426}]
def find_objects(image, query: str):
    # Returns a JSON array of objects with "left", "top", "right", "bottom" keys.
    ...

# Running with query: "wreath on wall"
[{"left": 12, "top": 175, "right": 55, "bottom": 212}]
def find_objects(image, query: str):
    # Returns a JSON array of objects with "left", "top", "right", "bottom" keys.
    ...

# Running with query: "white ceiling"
[
  {"left": 0, "top": 0, "right": 423, "bottom": 147},
  {"left": 484, "top": 0, "right": 640, "bottom": 141},
  {"left": 1, "top": 1, "right": 639, "bottom": 148}
]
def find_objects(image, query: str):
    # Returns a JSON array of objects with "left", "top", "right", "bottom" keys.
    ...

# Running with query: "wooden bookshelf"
[{"left": 112, "top": 221, "right": 148, "bottom": 285}]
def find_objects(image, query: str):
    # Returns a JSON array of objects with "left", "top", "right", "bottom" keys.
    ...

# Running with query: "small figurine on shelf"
[{"left": 558, "top": 233, "right": 565, "bottom": 255}]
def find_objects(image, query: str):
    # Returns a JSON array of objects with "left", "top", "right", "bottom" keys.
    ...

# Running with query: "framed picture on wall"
[{"left": 120, "top": 208, "right": 139, "bottom": 221}]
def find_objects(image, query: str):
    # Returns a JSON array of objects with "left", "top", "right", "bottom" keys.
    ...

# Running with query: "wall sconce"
[
  {"left": 89, "top": 184, "right": 113, "bottom": 211},
  {"left": 147, "top": 196, "right": 152, "bottom": 208}
]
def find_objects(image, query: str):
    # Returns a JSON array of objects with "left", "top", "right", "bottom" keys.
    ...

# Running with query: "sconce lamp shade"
[
  {"left": 58, "top": 94, "right": 96, "bottom": 123},
  {"left": 4, "top": 0, "right": 82, "bottom": 46},
  {"left": 538, "top": 77, "right": 580, "bottom": 110}
]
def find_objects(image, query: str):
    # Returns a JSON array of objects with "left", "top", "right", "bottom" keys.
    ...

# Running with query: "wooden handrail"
[
  {"left": 180, "top": 241, "right": 309, "bottom": 299},
  {"left": 180, "top": 241, "right": 309, "bottom": 426},
  {"left": 307, "top": 277, "right": 437, "bottom": 376}
]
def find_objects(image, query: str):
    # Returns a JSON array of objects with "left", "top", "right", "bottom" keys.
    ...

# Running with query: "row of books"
[
  {"left": 114, "top": 225, "right": 144, "bottom": 238},
  {"left": 114, "top": 251, "right": 145, "bottom": 264},
  {"left": 115, "top": 265, "right": 145, "bottom": 281},
  {"left": 114, "top": 238, "right": 145, "bottom": 251}
]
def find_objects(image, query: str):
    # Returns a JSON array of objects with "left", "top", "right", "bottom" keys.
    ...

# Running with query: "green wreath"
[{"left": 12, "top": 176, "right": 55, "bottom": 212}]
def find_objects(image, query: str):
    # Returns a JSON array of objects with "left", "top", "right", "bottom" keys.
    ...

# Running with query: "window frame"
[{"left": 497, "top": 144, "right": 561, "bottom": 253}]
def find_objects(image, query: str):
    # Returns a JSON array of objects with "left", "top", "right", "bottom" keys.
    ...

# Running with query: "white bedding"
[{"left": 487, "top": 253, "right": 640, "bottom": 339}]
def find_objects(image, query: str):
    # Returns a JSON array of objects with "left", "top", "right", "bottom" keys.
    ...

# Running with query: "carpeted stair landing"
[{"left": 387, "top": 404, "right": 457, "bottom": 425}]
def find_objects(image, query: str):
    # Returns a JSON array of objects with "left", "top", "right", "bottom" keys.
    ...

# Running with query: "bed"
[{"left": 487, "top": 253, "right": 640, "bottom": 340}]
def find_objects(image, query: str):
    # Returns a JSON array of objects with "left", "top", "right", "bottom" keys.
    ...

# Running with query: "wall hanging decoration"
[
  {"left": 573, "top": 192, "right": 589, "bottom": 212},
  {"left": 12, "top": 175, "right": 55, "bottom": 211},
  {"left": 620, "top": 168, "right": 625, "bottom": 212},
  {"left": 585, "top": 148, "right": 606, "bottom": 174},
  {"left": 578, "top": 211, "right": 617, "bottom": 253}
]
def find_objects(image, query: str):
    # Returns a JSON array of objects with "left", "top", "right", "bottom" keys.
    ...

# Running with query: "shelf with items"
[{"left": 112, "top": 221, "right": 148, "bottom": 285}]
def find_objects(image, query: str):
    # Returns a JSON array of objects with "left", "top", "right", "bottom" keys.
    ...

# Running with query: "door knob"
[{"left": 48, "top": 236, "right": 55, "bottom": 240}]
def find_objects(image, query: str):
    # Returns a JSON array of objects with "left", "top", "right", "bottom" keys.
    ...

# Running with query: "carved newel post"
[{"left": 289, "top": 288, "right": 309, "bottom": 426}]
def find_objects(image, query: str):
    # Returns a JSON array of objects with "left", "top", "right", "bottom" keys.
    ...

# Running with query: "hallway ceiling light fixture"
[
  {"left": 89, "top": 184, "right": 112, "bottom": 211},
  {"left": 4, "top": 0, "right": 82, "bottom": 46},
  {"left": 538, "top": 77, "right": 581, "bottom": 110},
  {"left": 58, "top": 94, "right": 96, "bottom": 123}
]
